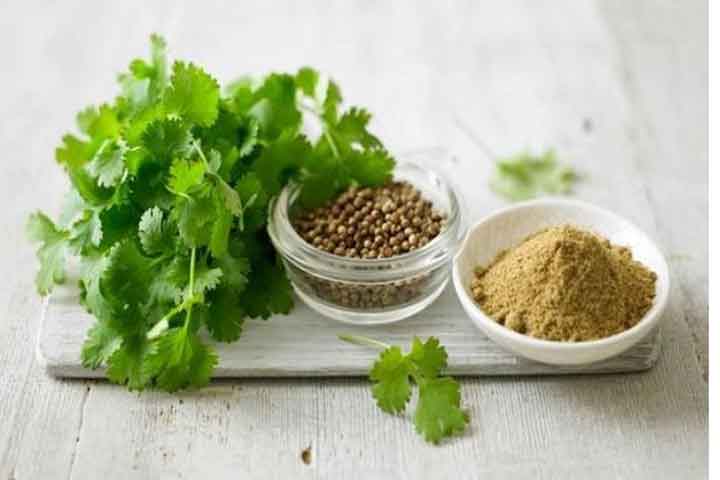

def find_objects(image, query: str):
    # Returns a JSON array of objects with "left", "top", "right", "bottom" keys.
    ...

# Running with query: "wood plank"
[{"left": 39, "top": 279, "right": 662, "bottom": 379}]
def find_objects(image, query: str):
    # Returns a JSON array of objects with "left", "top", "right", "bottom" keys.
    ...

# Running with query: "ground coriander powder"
[{"left": 471, "top": 225, "right": 657, "bottom": 341}]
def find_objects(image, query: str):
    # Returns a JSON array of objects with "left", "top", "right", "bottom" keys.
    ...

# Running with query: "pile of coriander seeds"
[{"left": 291, "top": 181, "right": 447, "bottom": 309}]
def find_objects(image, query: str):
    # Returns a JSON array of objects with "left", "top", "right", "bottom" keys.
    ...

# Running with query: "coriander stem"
[
  {"left": 323, "top": 131, "right": 340, "bottom": 158},
  {"left": 338, "top": 334, "right": 391, "bottom": 351},
  {"left": 184, "top": 247, "right": 197, "bottom": 330}
]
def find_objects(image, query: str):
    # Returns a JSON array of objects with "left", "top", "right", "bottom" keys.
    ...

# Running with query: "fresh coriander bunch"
[{"left": 27, "top": 35, "right": 395, "bottom": 392}]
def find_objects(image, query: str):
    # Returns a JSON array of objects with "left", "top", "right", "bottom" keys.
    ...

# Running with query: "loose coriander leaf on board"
[
  {"left": 369, "top": 346, "right": 412, "bottom": 414},
  {"left": 414, "top": 377, "right": 468, "bottom": 444},
  {"left": 407, "top": 336, "right": 448, "bottom": 379},
  {"left": 341, "top": 335, "right": 469, "bottom": 444},
  {"left": 490, "top": 149, "right": 577, "bottom": 201}
]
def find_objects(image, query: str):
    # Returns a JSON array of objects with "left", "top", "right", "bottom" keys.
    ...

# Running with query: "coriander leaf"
[
  {"left": 414, "top": 377, "right": 468, "bottom": 444},
  {"left": 56, "top": 135, "right": 114, "bottom": 205},
  {"left": 86, "top": 140, "right": 127, "bottom": 187},
  {"left": 334, "top": 107, "right": 381, "bottom": 150},
  {"left": 369, "top": 346, "right": 412, "bottom": 414},
  {"left": 144, "top": 328, "right": 217, "bottom": 392},
  {"left": 106, "top": 335, "right": 153, "bottom": 391},
  {"left": 77, "top": 104, "right": 121, "bottom": 139},
  {"left": 79, "top": 252, "right": 113, "bottom": 321},
  {"left": 164, "top": 61, "right": 220, "bottom": 127},
  {"left": 148, "top": 257, "right": 187, "bottom": 305},
  {"left": 174, "top": 189, "right": 215, "bottom": 247},
  {"left": 207, "top": 286, "right": 245, "bottom": 342},
  {"left": 142, "top": 118, "right": 192, "bottom": 164},
  {"left": 27, "top": 212, "right": 69, "bottom": 295},
  {"left": 490, "top": 149, "right": 577, "bottom": 201},
  {"left": 234, "top": 172, "right": 268, "bottom": 232},
  {"left": 149, "top": 33, "right": 169, "bottom": 95},
  {"left": 214, "top": 175, "right": 243, "bottom": 216},
  {"left": 295, "top": 67, "right": 319, "bottom": 97},
  {"left": 192, "top": 263, "right": 223, "bottom": 296},
  {"left": 239, "top": 256, "right": 293, "bottom": 318},
  {"left": 345, "top": 148, "right": 395, "bottom": 187},
  {"left": 209, "top": 195, "right": 233, "bottom": 258},
  {"left": 322, "top": 80, "right": 342, "bottom": 125},
  {"left": 341, "top": 335, "right": 469, "bottom": 444},
  {"left": 169, "top": 158, "right": 205, "bottom": 194},
  {"left": 214, "top": 248, "right": 250, "bottom": 292},
  {"left": 248, "top": 74, "right": 302, "bottom": 140},
  {"left": 81, "top": 322, "right": 121, "bottom": 369},
  {"left": 407, "top": 336, "right": 448, "bottom": 380},
  {"left": 253, "top": 133, "right": 310, "bottom": 195},
  {"left": 58, "top": 190, "right": 86, "bottom": 228},
  {"left": 101, "top": 241, "right": 153, "bottom": 335},
  {"left": 69, "top": 208, "right": 103, "bottom": 251},
  {"left": 138, "top": 207, "right": 174, "bottom": 256}
]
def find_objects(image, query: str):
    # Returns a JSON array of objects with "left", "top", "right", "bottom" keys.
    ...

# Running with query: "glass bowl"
[{"left": 267, "top": 162, "right": 465, "bottom": 325}]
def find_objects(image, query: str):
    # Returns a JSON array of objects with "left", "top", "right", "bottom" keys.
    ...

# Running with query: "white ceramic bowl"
[{"left": 452, "top": 198, "right": 670, "bottom": 365}]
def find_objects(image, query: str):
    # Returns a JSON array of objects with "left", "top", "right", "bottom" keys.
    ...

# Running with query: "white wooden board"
[{"left": 38, "top": 276, "right": 661, "bottom": 378}]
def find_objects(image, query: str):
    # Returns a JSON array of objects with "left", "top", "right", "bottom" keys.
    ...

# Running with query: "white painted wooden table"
[{"left": 0, "top": 1, "right": 707, "bottom": 478}]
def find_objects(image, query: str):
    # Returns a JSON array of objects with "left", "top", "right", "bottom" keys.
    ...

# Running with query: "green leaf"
[
  {"left": 490, "top": 149, "right": 577, "bottom": 201},
  {"left": 253, "top": 133, "right": 310, "bottom": 195},
  {"left": 248, "top": 74, "right": 302, "bottom": 140},
  {"left": 209, "top": 192, "right": 233, "bottom": 258},
  {"left": 169, "top": 158, "right": 205, "bottom": 195},
  {"left": 81, "top": 322, "right": 122, "bottom": 369},
  {"left": 148, "top": 257, "right": 187, "bottom": 305},
  {"left": 138, "top": 207, "right": 173, "bottom": 255},
  {"left": 345, "top": 148, "right": 395, "bottom": 187},
  {"left": 239, "top": 257, "right": 293, "bottom": 318},
  {"left": 27, "top": 212, "right": 69, "bottom": 295},
  {"left": 192, "top": 264, "right": 223, "bottom": 296},
  {"left": 215, "top": 250, "right": 250, "bottom": 292},
  {"left": 207, "top": 286, "right": 245, "bottom": 342},
  {"left": 101, "top": 241, "right": 153, "bottom": 335},
  {"left": 295, "top": 67, "right": 319, "bottom": 96},
  {"left": 164, "top": 61, "right": 220, "bottom": 127},
  {"left": 79, "top": 252, "right": 113, "bottom": 321},
  {"left": 77, "top": 104, "right": 121, "bottom": 139},
  {"left": 414, "top": 378, "right": 468, "bottom": 444},
  {"left": 407, "top": 337, "right": 448, "bottom": 380},
  {"left": 106, "top": 335, "right": 153, "bottom": 391},
  {"left": 69, "top": 208, "right": 103, "bottom": 251},
  {"left": 174, "top": 189, "right": 216, "bottom": 247},
  {"left": 144, "top": 328, "right": 218, "bottom": 392},
  {"left": 369, "top": 346, "right": 412, "bottom": 414},
  {"left": 86, "top": 140, "right": 127, "bottom": 187},
  {"left": 234, "top": 172, "right": 268, "bottom": 231},
  {"left": 334, "top": 107, "right": 381, "bottom": 150},
  {"left": 56, "top": 135, "right": 114, "bottom": 205},
  {"left": 342, "top": 335, "right": 469, "bottom": 444},
  {"left": 322, "top": 80, "right": 342, "bottom": 125},
  {"left": 142, "top": 118, "right": 192, "bottom": 164}
]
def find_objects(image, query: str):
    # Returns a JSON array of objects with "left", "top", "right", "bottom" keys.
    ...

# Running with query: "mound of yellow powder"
[{"left": 471, "top": 225, "right": 657, "bottom": 342}]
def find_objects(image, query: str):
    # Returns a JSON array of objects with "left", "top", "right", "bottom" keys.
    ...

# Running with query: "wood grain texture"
[
  {"left": 38, "top": 280, "right": 662, "bottom": 378},
  {"left": 0, "top": 0, "right": 707, "bottom": 479}
]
